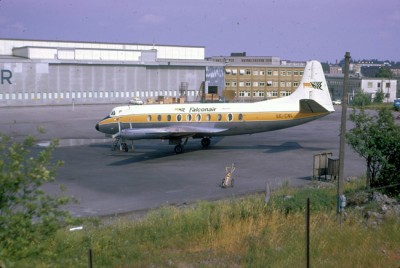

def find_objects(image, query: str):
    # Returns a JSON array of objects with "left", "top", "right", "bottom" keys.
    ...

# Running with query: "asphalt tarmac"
[{"left": 0, "top": 104, "right": 365, "bottom": 217}]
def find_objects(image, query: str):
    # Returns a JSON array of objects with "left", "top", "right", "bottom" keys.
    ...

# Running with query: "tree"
[
  {"left": 0, "top": 134, "right": 74, "bottom": 261},
  {"left": 373, "top": 91, "right": 385, "bottom": 104},
  {"left": 346, "top": 108, "right": 400, "bottom": 197},
  {"left": 352, "top": 92, "right": 371, "bottom": 107},
  {"left": 375, "top": 66, "right": 393, "bottom": 78}
]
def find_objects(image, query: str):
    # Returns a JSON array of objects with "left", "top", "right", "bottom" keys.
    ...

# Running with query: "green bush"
[{"left": 0, "top": 134, "right": 75, "bottom": 262}]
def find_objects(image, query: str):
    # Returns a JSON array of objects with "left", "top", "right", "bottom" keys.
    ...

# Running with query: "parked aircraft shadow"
[
  {"left": 103, "top": 144, "right": 200, "bottom": 166},
  {"left": 211, "top": 141, "right": 327, "bottom": 154},
  {"left": 94, "top": 139, "right": 328, "bottom": 166}
]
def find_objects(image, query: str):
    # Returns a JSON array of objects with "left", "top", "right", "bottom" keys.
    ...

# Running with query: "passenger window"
[
  {"left": 187, "top": 114, "right": 192, "bottom": 121},
  {"left": 196, "top": 114, "right": 201, "bottom": 121},
  {"left": 157, "top": 115, "right": 162, "bottom": 121},
  {"left": 147, "top": 115, "right": 152, "bottom": 122},
  {"left": 167, "top": 115, "right": 172, "bottom": 121},
  {"left": 206, "top": 114, "right": 211, "bottom": 121},
  {"left": 177, "top": 114, "right": 182, "bottom": 122},
  {"left": 239, "top": 114, "right": 243, "bottom": 120},
  {"left": 227, "top": 113, "right": 233, "bottom": 121},
  {"left": 217, "top": 114, "right": 222, "bottom": 121}
]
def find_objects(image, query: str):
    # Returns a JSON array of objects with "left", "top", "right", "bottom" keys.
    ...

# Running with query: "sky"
[{"left": 0, "top": 0, "right": 399, "bottom": 63}]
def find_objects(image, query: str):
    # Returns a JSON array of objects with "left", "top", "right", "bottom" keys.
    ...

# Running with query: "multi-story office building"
[{"left": 208, "top": 53, "right": 306, "bottom": 101}]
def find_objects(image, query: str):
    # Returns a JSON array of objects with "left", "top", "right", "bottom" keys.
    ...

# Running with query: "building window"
[
  {"left": 253, "top": 91, "right": 265, "bottom": 97},
  {"left": 293, "top": 82, "right": 299, "bottom": 87},
  {"left": 273, "top": 70, "right": 278, "bottom": 76},
  {"left": 273, "top": 82, "right": 279, "bottom": 87},
  {"left": 287, "top": 71, "right": 292, "bottom": 76},
  {"left": 368, "top": 82, "right": 373, "bottom": 88},
  {"left": 286, "top": 82, "right": 292, "bottom": 87},
  {"left": 225, "top": 82, "right": 231, "bottom": 87},
  {"left": 245, "top": 81, "right": 251, "bottom": 87},
  {"left": 253, "top": 82, "right": 259, "bottom": 87},
  {"left": 239, "top": 69, "right": 245, "bottom": 75},
  {"left": 280, "top": 91, "right": 291, "bottom": 97},
  {"left": 260, "top": 70, "right": 265, "bottom": 76},
  {"left": 267, "top": 81, "right": 272, "bottom": 87},
  {"left": 225, "top": 69, "right": 231, "bottom": 74},
  {"left": 239, "top": 81, "right": 245, "bottom": 87},
  {"left": 281, "top": 71, "right": 286, "bottom": 76},
  {"left": 294, "top": 71, "right": 299, "bottom": 76},
  {"left": 232, "top": 82, "right": 237, "bottom": 87},
  {"left": 239, "top": 91, "right": 250, "bottom": 97},
  {"left": 259, "top": 82, "right": 265, "bottom": 87},
  {"left": 232, "top": 69, "right": 237, "bottom": 75},
  {"left": 280, "top": 82, "right": 286, "bottom": 87},
  {"left": 267, "top": 70, "right": 272, "bottom": 76},
  {"left": 246, "top": 69, "right": 251, "bottom": 75}
]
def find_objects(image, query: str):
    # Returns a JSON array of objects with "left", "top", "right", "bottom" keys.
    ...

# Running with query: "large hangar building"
[{"left": 0, "top": 39, "right": 224, "bottom": 107}]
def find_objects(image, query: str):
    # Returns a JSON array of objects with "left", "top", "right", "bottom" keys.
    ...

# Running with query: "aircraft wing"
[{"left": 119, "top": 125, "right": 227, "bottom": 140}]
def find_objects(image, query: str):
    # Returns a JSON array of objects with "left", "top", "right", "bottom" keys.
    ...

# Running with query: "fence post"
[
  {"left": 88, "top": 248, "right": 93, "bottom": 268},
  {"left": 306, "top": 198, "right": 310, "bottom": 268}
]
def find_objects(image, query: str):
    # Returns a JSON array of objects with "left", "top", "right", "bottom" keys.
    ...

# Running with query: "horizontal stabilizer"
[{"left": 299, "top": 99, "right": 329, "bottom": 113}]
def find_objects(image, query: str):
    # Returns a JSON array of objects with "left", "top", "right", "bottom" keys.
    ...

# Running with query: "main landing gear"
[
  {"left": 111, "top": 136, "right": 212, "bottom": 154},
  {"left": 172, "top": 137, "right": 211, "bottom": 154}
]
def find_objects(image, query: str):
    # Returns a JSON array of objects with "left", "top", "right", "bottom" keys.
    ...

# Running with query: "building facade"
[
  {"left": 208, "top": 54, "right": 306, "bottom": 101},
  {"left": 326, "top": 74, "right": 398, "bottom": 103},
  {"left": 0, "top": 39, "right": 224, "bottom": 107},
  {"left": 361, "top": 78, "right": 397, "bottom": 102}
]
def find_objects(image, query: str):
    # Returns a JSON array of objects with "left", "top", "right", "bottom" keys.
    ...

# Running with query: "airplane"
[{"left": 95, "top": 60, "right": 335, "bottom": 154}]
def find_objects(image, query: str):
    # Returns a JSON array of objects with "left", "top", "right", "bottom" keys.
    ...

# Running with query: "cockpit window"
[{"left": 110, "top": 110, "right": 116, "bottom": 116}]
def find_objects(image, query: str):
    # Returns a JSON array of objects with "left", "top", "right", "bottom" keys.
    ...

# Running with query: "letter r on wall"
[{"left": 1, "top": 70, "right": 12, "bottom": 84}]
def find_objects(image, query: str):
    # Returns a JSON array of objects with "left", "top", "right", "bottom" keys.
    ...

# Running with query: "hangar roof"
[{"left": 0, "top": 38, "right": 205, "bottom": 61}]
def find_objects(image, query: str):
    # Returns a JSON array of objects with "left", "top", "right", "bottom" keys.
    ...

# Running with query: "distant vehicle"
[
  {"left": 129, "top": 97, "right": 144, "bottom": 105},
  {"left": 332, "top": 99, "right": 342, "bottom": 105},
  {"left": 394, "top": 99, "right": 400, "bottom": 111}
]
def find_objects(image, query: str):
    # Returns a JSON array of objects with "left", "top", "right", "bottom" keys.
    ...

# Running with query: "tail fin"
[{"left": 290, "top": 60, "right": 334, "bottom": 112}]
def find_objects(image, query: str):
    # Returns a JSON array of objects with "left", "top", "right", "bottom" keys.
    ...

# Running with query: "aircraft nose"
[{"left": 95, "top": 122, "right": 100, "bottom": 131}]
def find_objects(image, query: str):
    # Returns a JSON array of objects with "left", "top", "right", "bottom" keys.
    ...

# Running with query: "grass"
[
  {"left": 4, "top": 179, "right": 400, "bottom": 267},
  {"left": 350, "top": 102, "right": 396, "bottom": 111}
]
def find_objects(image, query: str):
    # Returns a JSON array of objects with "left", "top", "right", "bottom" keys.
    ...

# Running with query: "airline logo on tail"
[{"left": 303, "top": 82, "right": 322, "bottom": 90}]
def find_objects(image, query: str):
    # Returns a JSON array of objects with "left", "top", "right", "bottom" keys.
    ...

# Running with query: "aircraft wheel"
[
  {"left": 201, "top": 137, "right": 211, "bottom": 148},
  {"left": 121, "top": 143, "right": 129, "bottom": 152},
  {"left": 174, "top": 144, "right": 184, "bottom": 154}
]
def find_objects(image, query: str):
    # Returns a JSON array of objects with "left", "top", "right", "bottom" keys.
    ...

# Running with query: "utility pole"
[{"left": 338, "top": 52, "right": 351, "bottom": 219}]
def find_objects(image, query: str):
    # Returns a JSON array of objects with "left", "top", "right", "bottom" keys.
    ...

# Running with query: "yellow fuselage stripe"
[{"left": 100, "top": 112, "right": 327, "bottom": 125}]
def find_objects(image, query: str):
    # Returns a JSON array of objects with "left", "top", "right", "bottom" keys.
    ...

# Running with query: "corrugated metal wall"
[{"left": 0, "top": 62, "right": 205, "bottom": 106}]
